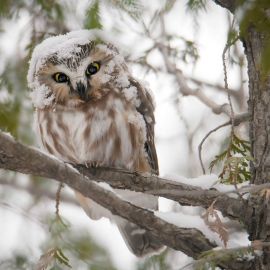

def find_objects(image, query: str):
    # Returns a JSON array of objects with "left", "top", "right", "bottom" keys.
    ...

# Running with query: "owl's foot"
[{"left": 85, "top": 161, "right": 102, "bottom": 168}]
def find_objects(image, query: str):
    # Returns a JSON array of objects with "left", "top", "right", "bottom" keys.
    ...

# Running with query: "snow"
[
  {"left": 27, "top": 29, "right": 145, "bottom": 111},
  {"left": 104, "top": 58, "right": 116, "bottom": 73},
  {"left": 113, "top": 54, "right": 125, "bottom": 66},
  {"left": 127, "top": 112, "right": 147, "bottom": 143},
  {"left": 1, "top": 130, "right": 14, "bottom": 140},
  {"left": 140, "top": 79, "right": 156, "bottom": 108},
  {"left": 162, "top": 173, "right": 250, "bottom": 199},
  {"left": 116, "top": 73, "right": 130, "bottom": 88},
  {"left": 28, "top": 30, "right": 91, "bottom": 84},
  {"left": 0, "top": 88, "right": 12, "bottom": 103},
  {"left": 212, "top": 181, "right": 250, "bottom": 194},
  {"left": 98, "top": 182, "right": 114, "bottom": 192},
  {"left": 163, "top": 173, "right": 219, "bottom": 189},
  {"left": 27, "top": 29, "right": 127, "bottom": 109},
  {"left": 155, "top": 173, "right": 250, "bottom": 252},
  {"left": 27, "top": 29, "right": 120, "bottom": 85},
  {"left": 155, "top": 210, "right": 250, "bottom": 249},
  {"left": 29, "top": 83, "right": 55, "bottom": 109},
  {"left": 123, "top": 86, "right": 140, "bottom": 107},
  {"left": 100, "top": 73, "right": 111, "bottom": 84}
]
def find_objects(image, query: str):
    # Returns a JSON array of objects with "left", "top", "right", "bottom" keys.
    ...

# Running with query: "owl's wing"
[{"left": 130, "top": 78, "right": 159, "bottom": 175}]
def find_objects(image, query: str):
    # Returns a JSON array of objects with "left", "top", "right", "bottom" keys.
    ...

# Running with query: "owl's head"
[{"left": 28, "top": 30, "right": 129, "bottom": 108}]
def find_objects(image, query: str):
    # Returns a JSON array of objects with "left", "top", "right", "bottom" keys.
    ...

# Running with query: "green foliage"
[
  {"left": 85, "top": 0, "right": 143, "bottom": 24},
  {"left": 36, "top": 215, "right": 117, "bottom": 270},
  {"left": 0, "top": 254, "right": 32, "bottom": 270},
  {"left": 239, "top": 0, "right": 270, "bottom": 36},
  {"left": 210, "top": 133, "right": 252, "bottom": 184},
  {"left": 0, "top": 99, "right": 21, "bottom": 137},
  {"left": 35, "top": 217, "right": 71, "bottom": 270},
  {"left": 166, "top": 36, "right": 199, "bottom": 64},
  {"left": 261, "top": 39, "right": 270, "bottom": 80},
  {"left": 164, "top": 0, "right": 178, "bottom": 13},
  {"left": 0, "top": 0, "right": 24, "bottom": 19},
  {"left": 36, "top": 0, "right": 64, "bottom": 19},
  {"left": 0, "top": 59, "right": 29, "bottom": 140},
  {"left": 137, "top": 250, "right": 170, "bottom": 270},
  {"left": 0, "top": 0, "right": 13, "bottom": 16},
  {"left": 107, "top": 0, "right": 142, "bottom": 19},
  {"left": 85, "top": 1, "right": 102, "bottom": 30},
  {"left": 238, "top": 0, "right": 270, "bottom": 77},
  {"left": 182, "top": 39, "right": 199, "bottom": 63},
  {"left": 36, "top": 248, "right": 72, "bottom": 270},
  {"left": 194, "top": 246, "right": 254, "bottom": 270},
  {"left": 186, "top": 0, "right": 207, "bottom": 13}
]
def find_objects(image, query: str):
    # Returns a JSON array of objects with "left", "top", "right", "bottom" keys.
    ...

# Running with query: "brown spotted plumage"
[{"left": 28, "top": 30, "right": 162, "bottom": 256}]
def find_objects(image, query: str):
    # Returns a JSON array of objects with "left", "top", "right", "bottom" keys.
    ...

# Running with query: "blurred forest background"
[{"left": 0, "top": 0, "right": 262, "bottom": 269}]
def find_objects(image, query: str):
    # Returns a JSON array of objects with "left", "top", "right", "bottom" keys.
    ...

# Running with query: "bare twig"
[
  {"left": 55, "top": 183, "right": 64, "bottom": 217},
  {"left": 222, "top": 35, "right": 240, "bottom": 127},
  {"left": 157, "top": 41, "right": 231, "bottom": 116},
  {"left": 199, "top": 122, "right": 230, "bottom": 174},
  {"left": 187, "top": 76, "right": 240, "bottom": 98},
  {"left": 198, "top": 112, "right": 250, "bottom": 173}
]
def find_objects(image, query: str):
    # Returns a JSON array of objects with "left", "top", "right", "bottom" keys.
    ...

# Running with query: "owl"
[{"left": 28, "top": 30, "right": 163, "bottom": 256}]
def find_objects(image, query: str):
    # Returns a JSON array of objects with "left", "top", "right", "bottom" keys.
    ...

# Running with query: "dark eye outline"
[
  {"left": 86, "top": 62, "right": 100, "bottom": 76},
  {"left": 52, "top": 72, "right": 69, "bottom": 83}
]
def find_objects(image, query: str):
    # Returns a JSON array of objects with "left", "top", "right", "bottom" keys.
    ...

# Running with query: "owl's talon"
[
  {"left": 95, "top": 162, "right": 102, "bottom": 168},
  {"left": 85, "top": 161, "right": 101, "bottom": 168}
]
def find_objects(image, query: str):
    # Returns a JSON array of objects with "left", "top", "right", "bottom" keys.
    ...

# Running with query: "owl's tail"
[
  {"left": 75, "top": 190, "right": 164, "bottom": 256},
  {"left": 115, "top": 217, "right": 164, "bottom": 257}
]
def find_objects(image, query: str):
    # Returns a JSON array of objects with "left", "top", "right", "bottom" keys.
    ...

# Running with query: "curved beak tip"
[{"left": 76, "top": 82, "right": 87, "bottom": 100}]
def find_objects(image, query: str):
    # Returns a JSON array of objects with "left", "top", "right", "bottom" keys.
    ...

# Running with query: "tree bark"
[
  {"left": 244, "top": 25, "right": 270, "bottom": 270},
  {"left": 213, "top": 0, "right": 270, "bottom": 269}
]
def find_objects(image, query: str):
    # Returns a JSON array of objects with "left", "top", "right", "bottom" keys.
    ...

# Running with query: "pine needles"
[{"left": 210, "top": 132, "right": 252, "bottom": 184}]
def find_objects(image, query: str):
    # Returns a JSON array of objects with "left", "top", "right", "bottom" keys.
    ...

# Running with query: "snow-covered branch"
[
  {"left": 0, "top": 131, "right": 216, "bottom": 258},
  {"left": 76, "top": 165, "right": 248, "bottom": 222}
]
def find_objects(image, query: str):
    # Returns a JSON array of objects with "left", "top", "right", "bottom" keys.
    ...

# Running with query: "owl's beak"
[{"left": 76, "top": 81, "right": 88, "bottom": 101}]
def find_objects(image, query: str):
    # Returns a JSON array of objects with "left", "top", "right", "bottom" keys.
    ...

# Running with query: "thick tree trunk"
[
  {"left": 213, "top": 1, "right": 270, "bottom": 269},
  {"left": 244, "top": 25, "right": 270, "bottom": 269},
  {"left": 246, "top": 27, "right": 270, "bottom": 186}
]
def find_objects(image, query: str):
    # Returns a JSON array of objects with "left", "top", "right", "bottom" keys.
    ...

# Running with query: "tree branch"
[
  {"left": 0, "top": 131, "right": 216, "bottom": 258},
  {"left": 156, "top": 42, "right": 232, "bottom": 116},
  {"left": 187, "top": 76, "right": 242, "bottom": 99},
  {"left": 76, "top": 165, "right": 247, "bottom": 222}
]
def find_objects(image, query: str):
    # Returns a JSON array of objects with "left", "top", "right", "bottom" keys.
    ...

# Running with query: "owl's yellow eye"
[
  {"left": 52, "top": 72, "right": 69, "bottom": 83},
  {"left": 86, "top": 62, "right": 100, "bottom": 76}
]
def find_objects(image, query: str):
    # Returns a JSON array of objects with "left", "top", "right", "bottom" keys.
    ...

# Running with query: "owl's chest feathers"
[{"left": 37, "top": 95, "right": 149, "bottom": 172}]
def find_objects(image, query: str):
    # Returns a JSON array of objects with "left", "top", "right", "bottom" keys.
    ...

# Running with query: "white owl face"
[
  {"left": 37, "top": 45, "right": 115, "bottom": 106},
  {"left": 28, "top": 30, "right": 129, "bottom": 108}
]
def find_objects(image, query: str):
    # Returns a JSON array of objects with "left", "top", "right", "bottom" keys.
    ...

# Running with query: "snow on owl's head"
[{"left": 27, "top": 30, "right": 129, "bottom": 109}]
